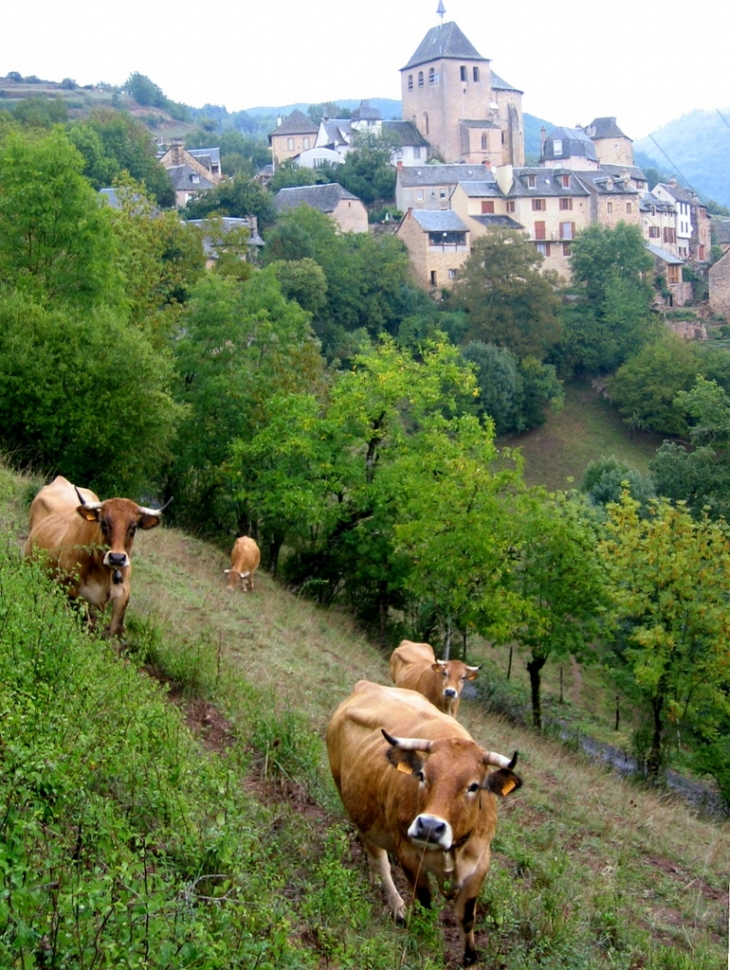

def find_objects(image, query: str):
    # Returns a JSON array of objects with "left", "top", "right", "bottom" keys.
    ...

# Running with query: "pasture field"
[
  {"left": 1, "top": 458, "right": 728, "bottom": 969},
  {"left": 502, "top": 380, "right": 667, "bottom": 491}
]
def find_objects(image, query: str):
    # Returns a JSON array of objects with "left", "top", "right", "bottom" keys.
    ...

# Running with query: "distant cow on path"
[
  {"left": 24, "top": 475, "right": 167, "bottom": 636},
  {"left": 389, "top": 640, "right": 480, "bottom": 719},
  {"left": 224, "top": 536, "right": 260, "bottom": 591},
  {"left": 326, "top": 680, "right": 522, "bottom": 966}
]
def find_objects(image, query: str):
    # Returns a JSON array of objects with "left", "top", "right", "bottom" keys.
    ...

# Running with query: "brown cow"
[
  {"left": 326, "top": 680, "right": 521, "bottom": 966},
  {"left": 390, "top": 640, "right": 480, "bottom": 719},
  {"left": 24, "top": 476, "right": 166, "bottom": 637},
  {"left": 224, "top": 536, "right": 260, "bottom": 591}
]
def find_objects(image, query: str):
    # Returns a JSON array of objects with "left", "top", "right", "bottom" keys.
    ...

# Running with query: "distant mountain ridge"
[{"left": 634, "top": 108, "right": 730, "bottom": 208}]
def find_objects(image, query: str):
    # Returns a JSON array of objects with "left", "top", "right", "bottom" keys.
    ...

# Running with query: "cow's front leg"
[{"left": 363, "top": 841, "right": 406, "bottom": 923}]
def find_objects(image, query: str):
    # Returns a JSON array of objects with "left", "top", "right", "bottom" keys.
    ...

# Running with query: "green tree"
[
  {"left": 123, "top": 72, "right": 168, "bottom": 109},
  {"left": 167, "top": 269, "right": 324, "bottom": 532},
  {"left": 184, "top": 173, "right": 276, "bottom": 226},
  {"left": 12, "top": 94, "right": 68, "bottom": 127},
  {"left": 452, "top": 229, "right": 563, "bottom": 360},
  {"left": 600, "top": 493, "right": 730, "bottom": 776},
  {"left": 569, "top": 221, "right": 653, "bottom": 307},
  {"left": 317, "top": 131, "right": 397, "bottom": 206},
  {"left": 607, "top": 333, "right": 701, "bottom": 435},
  {"left": 580, "top": 455, "right": 655, "bottom": 511},
  {"left": 0, "top": 127, "right": 125, "bottom": 311},
  {"left": 0, "top": 291, "right": 182, "bottom": 495}
]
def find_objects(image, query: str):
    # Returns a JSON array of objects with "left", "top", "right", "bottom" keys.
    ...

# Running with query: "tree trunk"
[
  {"left": 647, "top": 696, "right": 664, "bottom": 778},
  {"left": 526, "top": 654, "right": 547, "bottom": 730},
  {"left": 507, "top": 645, "right": 513, "bottom": 681}
]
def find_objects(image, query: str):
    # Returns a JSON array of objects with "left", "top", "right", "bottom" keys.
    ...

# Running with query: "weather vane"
[{"left": 437, "top": 0, "right": 446, "bottom": 24}]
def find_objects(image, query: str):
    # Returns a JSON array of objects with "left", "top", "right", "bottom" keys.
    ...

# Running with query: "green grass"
[
  {"left": 502, "top": 380, "right": 667, "bottom": 490},
  {"left": 2, "top": 459, "right": 728, "bottom": 969}
]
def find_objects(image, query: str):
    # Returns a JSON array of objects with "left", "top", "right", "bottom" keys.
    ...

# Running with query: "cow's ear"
[
  {"left": 137, "top": 513, "right": 161, "bottom": 531},
  {"left": 385, "top": 745, "right": 426, "bottom": 777},
  {"left": 77, "top": 505, "right": 100, "bottom": 522},
  {"left": 484, "top": 767, "right": 522, "bottom": 797},
  {"left": 466, "top": 666, "right": 481, "bottom": 681},
  {"left": 432, "top": 662, "right": 445, "bottom": 674}
]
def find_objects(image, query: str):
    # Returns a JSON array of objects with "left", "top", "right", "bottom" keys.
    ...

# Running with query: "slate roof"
[
  {"left": 646, "top": 242, "right": 684, "bottom": 265},
  {"left": 383, "top": 120, "right": 429, "bottom": 147},
  {"left": 186, "top": 217, "right": 264, "bottom": 251},
  {"left": 574, "top": 170, "right": 639, "bottom": 197},
  {"left": 320, "top": 119, "right": 353, "bottom": 147},
  {"left": 470, "top": 214, "right": 524, "bottom": 230},
  {"left": 402, "top": 21, "right": 485, "bottom": 70},
  {"left": 656, "top": 181, "right": 694, "bottom": 205},
  {"left": 188, "top": 147, "right": 221, "bottom": 169},
  {"left": 490, "top": 70, "right": 522, "bottom": 93},
  {"left": 640, "top": 191, "right": 674, "bottom": 213},
  {"left": 351, "top": 100, "right": 381, "bottom": 121},
  {"left": 398, "top": 164, "right": 493, "bottom": 187},
  {"left": 274, "top": 183, "right": 362, "bottom": 213},
  {"left": 507, "top": 168, "right": 590, "bottom": 198},
  {"left": 270, "top": 109, "right": 319, "bottom": 137},
  {"left": 602, "top": 163, "right": 648, "bottom": 184},
  {"left": 166, "top": 165, "right": 215, "bottom": 192},
  {"left": 457, "top": 180, "right": 502, "bottom": 198},
  {"left": 408, "top": 209, "right": 468, "bottom": 231},
  {"left": 540, "top": 127, "right": 598, "bottom": 163},
  {"left": 585, "top": 117, "right": 630, "bottom": 140}
]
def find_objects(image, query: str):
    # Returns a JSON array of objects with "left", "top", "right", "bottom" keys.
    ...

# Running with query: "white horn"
[{"left": 382, "top": 730, "right": 433, "bottom": 752}]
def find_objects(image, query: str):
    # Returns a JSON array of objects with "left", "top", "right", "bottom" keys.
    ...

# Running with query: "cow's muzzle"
[
  {"left": 104, "top": 551, "right": 130, "bottom": 569},
  {"left": 408, "top": 814, "right": 453, "bottom": 850}
]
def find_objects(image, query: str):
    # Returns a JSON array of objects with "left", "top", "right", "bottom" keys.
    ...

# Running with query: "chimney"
[
  {"left": 170, "top": 138, "right": 185, "bottom": 166},
  {"left": 397, "top": 160, "right": 403, "bottom": 170},
  {"left": 540, "top": 125, "right": 547, "bottom": 156}
]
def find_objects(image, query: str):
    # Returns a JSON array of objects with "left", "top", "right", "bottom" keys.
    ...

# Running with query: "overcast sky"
[{"left": 2, "top": 0, "right": 728, "bottom": 141}]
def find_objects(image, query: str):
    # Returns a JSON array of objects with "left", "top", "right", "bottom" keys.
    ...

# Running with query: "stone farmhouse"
[
  {"left": 273, "top": 183, "right": 369, "bottom": 233},
  {"left": 158, "top": 139, "right": 223, "bottom": 207}
]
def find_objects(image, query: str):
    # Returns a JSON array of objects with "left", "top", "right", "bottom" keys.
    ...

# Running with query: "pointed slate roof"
[
  {"left": 585, "top": 117, "right": 630, "bottom": 140},
  {"left": 274, "top": 183, "right": 362, "bottom": 214},
  {"left": 402, "top": 21, "right": 486, "bottom": 70},
  {"left": 270, "top": 109, "right": 319, "bottom": 138}
]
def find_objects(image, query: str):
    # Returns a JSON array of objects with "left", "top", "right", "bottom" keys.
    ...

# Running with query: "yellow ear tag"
[
  {"left": 501, "top": 778, "right": 517, "bottom": 795},
  {"left": 396, "top": 762, "right": 413, "bottom": 775}
]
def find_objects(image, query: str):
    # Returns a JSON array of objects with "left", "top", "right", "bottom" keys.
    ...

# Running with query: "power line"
[{"left": 647, "top": 133, "right": 699, "bottom": 197}]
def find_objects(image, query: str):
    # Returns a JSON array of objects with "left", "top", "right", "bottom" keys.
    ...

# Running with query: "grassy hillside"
[
  {"left": 2, "top": 460, "right": 728, "bottom": 969},
  {"left": 502, "top": 380, "right": 666, "bottom": 491}
]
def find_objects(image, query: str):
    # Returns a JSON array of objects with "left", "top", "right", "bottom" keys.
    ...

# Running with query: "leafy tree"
[
  {"left": 570, "top": 221, "right": 653, "bottom": 306},
  {"left": 505, "top": 490, "right": 609, "bottom": 729},
  {"left": 307, "top": 102, "right": 350, "bottom": 123},
  {"left": 452, "top": 229, "right": 563, "bottom": 361},
  {"left": 607, "top": 333, "right": 701, "bottom": 435},
  {"left": 67, "top": 123, "right": 118, "bottom": 188},
  {"left": 316, "top": 131, "right": 397, "bottom": 206},
  {"left": 183, "top": 174, "right": 276, "bottom": 226},
  {"left": 601, "top": 493, "right": 730, "bottom": 777},
  {"left": 107, "top": 176, "right": 205, "bottom": 342},
  {"left": 580, "top": 455, "right": 655, "bottom": 511},
  {"left": 270, "top": 159, "right": 318, "bottom": 192},
  {"left": 167, "top": 269, "right": 324, "bottom": 532},
  {"left": 0, "top": 127, "right": 125, "bottom": 311},
  {"left": 12, "top": 94, "right": 68, "bottom": 127},
  {"left": 0, "top": 291, "right": 182, "bottom": 495},
  {"left": 269, "top": 258, "right": 328, "bottom": 318},
  {"left": 123, "top": 72, "right": 168, "bottom": 109},
  {"left": 83, "top": 109, "right": 174, "bottom": 205}
]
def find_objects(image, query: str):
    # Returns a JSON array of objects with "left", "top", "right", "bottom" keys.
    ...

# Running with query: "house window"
[
  {"left": 626, "top": 202, "right": 632, "bottom": 213},
  {"left": 413, "top": 146, "right": 422, "bottom": 159},
  {"left": 481, "top": 200, "right": 495, "bottom": 213},
  {"left": 562, "top": 175, "right": 570, "bottom": 187},
  {"left": 528, "top": 175, "right": 537, "bottom": 188},
  {"left": 667, "top": 265, "right": 680, "bottom": 284},
  {"left": 481, "top": 133, "right": 488, "bottom": 150},
  {"left": 473, "top": 66, "right": 480, "bottom": 82},
  {"left": 303, "top": 137, "right": 310, "bottom": 150},
  {"left": 418, "top": 71, "right": 424, "bottom": 87},
  {"left": 559, "top": 198, "right": 573, "bottom": 210},
  {"left": 191, "top": 174, "right": 199, "bottom": 183},
  {"left": 408, "top": 74, "right": 413, "bottom": 91},
  {"left": 429, "top": 67, "right": 435, "bottom": 84},
  {"left": 562, "top": 242, "right": 571, "bottom": 256},
  {"left": 506, "top": 200, "right": 515, "bottom": 213},
  {"left": 553, "top": 139, "right": 563, "bottom": 155},
  {"left": 460, "top": 65, "right": 467, "bottom": 82},
  {"left": 534, "top": 221, "right": 546, "bottom": 240},
  {"left": 649, "top": 226, "right": 660, "bottom": 238},
  {"left": 287, "top": 137, "right": 295, "bottom": 150},
  {"left": 423, "top": 112, "right": 429, "bottom": 135},
  {"left": 664, "top": 227, "right": 676, "bottom": 243},
  {"left": 536, "top": 242, "right": 550, "bottom": 256},
  {"left": 416, "top": 190, "right": 424, "bottom": 201},
  {"left": 430, "top": 270, "right": 437, "bottom": 286},
  {"left": 532, "top": 198, "right": 546, "bottom": 211},
  {"left": 607, "top": 202, "right": 613, "bottom": 214},
  {"left": 560, "top": 221, "right": 575, "bottom": 240},
  {"left": 439, "top": 189, "right": 447, "bottom": 199},
  {"left": 448, "top": 268, "right": 458, "bottom": 280}
]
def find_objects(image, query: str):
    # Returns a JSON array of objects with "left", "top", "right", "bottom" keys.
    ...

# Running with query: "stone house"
[
  {"left": 583, "top": 117, "right": 634, "bottom": 167},
  {"left": 395, "top": 208, "right": 470, "bottom": 290},
  {"left": 165, "top": 165, "right": 216, "bottom": 208},
  {"left": 268, "top": 110, "right": 319, "bottom": 170},
  {"left": 653, "top": 181, "right": 694, "bottom": 259},
  {"left": 395, "top": 163, "right": 491, "bottom": 212},
  {"left": 294, "top": 110, "right": 428, "bottom": 170},
  {"left": 647, "top": 242, "right": 692, "bottom": 307},
  {"left": 709, "top": 249, "right": 730, "bottom": 320},
  {"left": 273, "top": 183, "right": 369, "bottom": 233},
  {"left": 400, "top": 20, "right": 524, "bottom": 166},
  {"left": 159, "top": 140, "right": 223, "bottom": 185},
  {"left": 641, "top": 193, "right": 679, "bottom": 256}
]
